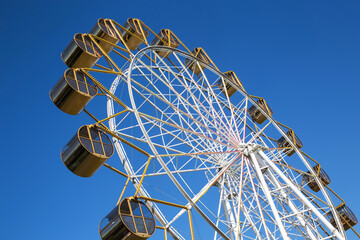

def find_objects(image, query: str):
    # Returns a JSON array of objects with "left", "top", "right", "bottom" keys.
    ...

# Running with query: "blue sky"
[{"left": 1, "top": 0, "right": 359, "bottom": 239}]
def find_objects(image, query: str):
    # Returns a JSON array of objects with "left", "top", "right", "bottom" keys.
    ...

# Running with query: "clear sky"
[{"left": 1, "top": 0, "right": 359, "bottom": 239}]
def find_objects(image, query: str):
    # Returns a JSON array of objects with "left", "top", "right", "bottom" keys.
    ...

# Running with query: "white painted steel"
[
  {"left": 106, "top": 46, "right": 346, "bottom": 239},
  {"left": 253, "top": 151, "right": 318, "bottom": 240},
  {"left": 249, "top": 152, "right": 290, "bottom": 240},
  {"left": 258, "top": 150, "right": 345, "bottom": 240}
]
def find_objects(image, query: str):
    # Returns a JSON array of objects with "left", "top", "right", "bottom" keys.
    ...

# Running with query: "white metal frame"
[{"left": 106, "top": 46, "right": 346, "bottom": 239}]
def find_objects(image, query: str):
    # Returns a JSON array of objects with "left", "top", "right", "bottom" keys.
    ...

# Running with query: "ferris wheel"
[{"left": 50, "top": 18, "right": 359, "bottom": 240}]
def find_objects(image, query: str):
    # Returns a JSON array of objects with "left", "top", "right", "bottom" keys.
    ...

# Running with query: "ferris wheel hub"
[{"left": 240, "top": 143, "right": 265, "bottom": 156}]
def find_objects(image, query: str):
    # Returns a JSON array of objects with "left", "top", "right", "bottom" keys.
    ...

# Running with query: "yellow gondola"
[
  {"left": 61, "top": 33, "right": 102, "bottom": 68},
  {"left": 303, "top": 165, "right": 331, "bottom": 192},
  {"left": 99, "top": 197, "right": 156, "bottom": 240},
  {"left": 217, "top": 71, "right": 245, "bottom": 97},
  {"left": 50, "top": 69, "right": 97, "bottom": 115},
  {"left": 327, "top": 203, "right": 358, "bottom": 231},
  {"left": 150, "top": 29, "right": 180, "bottom": 58},
  {"left": 248, "top": 98, "right": 273, "bottom": 124},
  {"left": 277, "top": 130, "right": 303, "bottom": 156},
  {"left": 185, "top": 48, "right": 211, "bottom": 75},
  {"left": 61, "top": 125, "right": 114, "bottom": 177},
  {"left": 90, "top": 18, "right": 119, "bottom": 54},
  {"left": 120, "top": 18, "right": 148, "bottom": 50}
]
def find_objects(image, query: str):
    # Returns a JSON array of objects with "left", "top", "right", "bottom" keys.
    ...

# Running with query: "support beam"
[
  {"left": 258, "top": 150, "right": 345, "bottom": 240},
  {"left": 253, "top": 152, "right": 318, "bottom": 240},
  {"left": 249, "top": 152, "right": 291, "bottom": 240}
]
